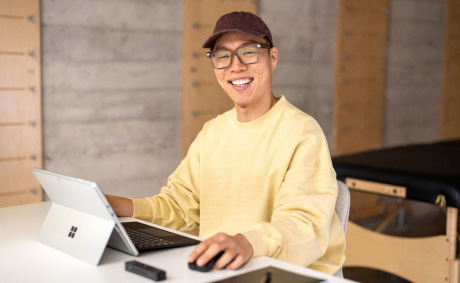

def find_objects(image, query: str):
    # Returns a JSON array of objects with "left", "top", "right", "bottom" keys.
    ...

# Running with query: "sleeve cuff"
[
  {"left": 130, "top": 198, "right": 155, "bottom": 222},
  {"left": 241, "top": 227, "right": 272, "bottom": 258}
]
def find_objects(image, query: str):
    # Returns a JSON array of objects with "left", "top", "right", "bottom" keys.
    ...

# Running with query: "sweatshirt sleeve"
[
  {"left": 131, "top": 131, "right": 202, "bottom": 231},
  {"left": 240, "top": 130, "right": 344, "bottom": 273}
]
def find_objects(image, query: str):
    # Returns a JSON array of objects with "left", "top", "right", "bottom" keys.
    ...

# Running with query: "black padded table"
[
  {"left": 332, "top": 140, "right": 460, "bottom": 283},
  {"left": 333, "top": 139, "right": 460, "bottom": 208}
]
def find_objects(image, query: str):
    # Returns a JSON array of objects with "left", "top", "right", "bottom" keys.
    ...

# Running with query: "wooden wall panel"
[
  {"left": 440, "top": 0, "right": 460, "bottom": 140},
  {"left": 182, "top": 0, "right": 258, "bottom": 156},
  {"left": 0, "top": 91, "right": 40, "bottom": 122},
  {"left": 0, "top": 0, "right": 42, "bottom": 207},
  {"left": 333, "top": 0, "right": 389, "bottom": 155}
]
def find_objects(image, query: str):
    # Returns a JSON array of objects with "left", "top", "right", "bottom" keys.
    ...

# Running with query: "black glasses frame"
[{"left": 206, "top": 43, "right": 271, "bottom": 69}]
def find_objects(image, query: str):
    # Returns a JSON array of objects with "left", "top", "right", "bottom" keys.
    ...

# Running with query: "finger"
[
  {"left": 213, "top": 250, "right": 236, "bottom": 270},
  {"left": 189, "top": 240, "right": 222, "bottom": 267},
  {"left": 225, "top": 253, "right": 250, "bottom": 270},
  {"left": 196, "top": 243, "right": 223, "bottom": 267},
  {"left": 187, "top": 240, "right": 210, "bottom": 263}
]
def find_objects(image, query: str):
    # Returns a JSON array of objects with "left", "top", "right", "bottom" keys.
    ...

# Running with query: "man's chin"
[{"left": 230, "top": 95, "right": 251, "bottom": 108}]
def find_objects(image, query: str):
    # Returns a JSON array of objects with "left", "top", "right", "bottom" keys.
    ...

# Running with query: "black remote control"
[{"left": 125, "top": 260, "right": 166, "bottom": 281}]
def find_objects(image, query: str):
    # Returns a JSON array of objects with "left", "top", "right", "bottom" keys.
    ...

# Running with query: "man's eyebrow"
[{"left": 213, "top": 40, "right": 261, "bottom": 51}]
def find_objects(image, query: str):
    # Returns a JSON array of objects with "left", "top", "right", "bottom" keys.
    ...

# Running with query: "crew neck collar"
[{"left": 231, "top": 95, "right": 285, "bottom": 132}]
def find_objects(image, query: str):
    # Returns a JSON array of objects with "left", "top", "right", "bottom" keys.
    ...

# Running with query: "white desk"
[{"left": 0, "top": 202, "right": 354, "bottom": 282}]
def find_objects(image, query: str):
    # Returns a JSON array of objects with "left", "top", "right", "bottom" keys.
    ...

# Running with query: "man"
[{"left": 106, "top": 11, "right": 345, "bottom": 274}]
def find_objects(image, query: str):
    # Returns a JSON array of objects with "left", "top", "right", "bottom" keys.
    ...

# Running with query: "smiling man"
[
  {"left": 106, "top": 11, "right": 345, "bottom": 275},
  {"left": 208, "top": 31, "right": 277, "bottom": 122}
]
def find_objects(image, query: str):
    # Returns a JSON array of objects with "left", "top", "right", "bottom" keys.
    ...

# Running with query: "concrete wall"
[
  {"left": 385, "top": 0, "right": 446, "bottom": 146},
  {"left": 261, "top": 0, "right": 338, "bottom": 144},
  {"left": 41, "top": 0, "right": 446, "bottom": 198},
  {"left": 41, "top": 0, "right": 183, "bottom": 198}
]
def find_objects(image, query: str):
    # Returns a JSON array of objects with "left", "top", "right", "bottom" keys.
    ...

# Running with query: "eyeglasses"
[{"left": 206, "top": 43, "right": 271, "bottom": 69}]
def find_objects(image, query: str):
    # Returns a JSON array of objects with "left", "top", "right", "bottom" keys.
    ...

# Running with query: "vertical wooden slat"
[
  {"left": 0, "top": 0, "right": 42, "bottom": 207},
  {"left": 182, "top": 0, "right": 258, "bottom": 156},
  {"left": 440, "top": 0, "right": 460, "bottom": 140},
  {"left": 447, "top": 207, "right": 459, "bottom": 283},
  {"left": 333, "top": 0, "right": 389, "bottom": 155}
]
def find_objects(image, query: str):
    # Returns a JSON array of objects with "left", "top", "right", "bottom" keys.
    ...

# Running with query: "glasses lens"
[
  {"left": 236, "top": 45, "right": 259, "bottom": 64},
  {"left": 209, "top": 44, "right": 261, "bottom": 69},
  {"left": 211, "top": 50, "right": 231, "bottom": 69}
]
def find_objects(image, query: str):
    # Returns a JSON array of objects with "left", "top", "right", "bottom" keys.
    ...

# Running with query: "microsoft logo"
[{"left": 68, "top": 226, "right": 78, "bottom": 238}]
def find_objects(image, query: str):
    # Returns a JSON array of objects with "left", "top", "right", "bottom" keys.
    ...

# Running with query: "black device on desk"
[
  {"left": 212, "top": 266, "right": 324, "bottom": 283},
  {"left": 126, "top": 260, "right": 166, "bottom": 281},
  {"left": 188, "top": 251, "right": 224, "bottom": 272}
]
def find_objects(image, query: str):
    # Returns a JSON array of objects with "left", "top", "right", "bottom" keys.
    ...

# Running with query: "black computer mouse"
[{"left": 188, "top": 251, "right": 224, "bottom": 272}]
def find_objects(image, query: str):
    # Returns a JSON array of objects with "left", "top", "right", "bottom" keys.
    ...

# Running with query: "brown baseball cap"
[{"left": 202, "top": 11, "right": 273, "bottom": 49}]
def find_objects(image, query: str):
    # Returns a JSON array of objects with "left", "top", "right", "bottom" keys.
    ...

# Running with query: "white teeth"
[{"left": 231, "top": 79, "right": 251, "bottom": 86}]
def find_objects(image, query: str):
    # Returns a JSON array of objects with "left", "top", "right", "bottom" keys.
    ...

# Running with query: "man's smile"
[{"left": 229, "top": 78, "right": 253, "bottom": 90}]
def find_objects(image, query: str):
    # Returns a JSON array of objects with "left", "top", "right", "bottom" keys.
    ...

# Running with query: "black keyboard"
[{"left": 125, "top": 228, "right": 174, "bottom": 250}]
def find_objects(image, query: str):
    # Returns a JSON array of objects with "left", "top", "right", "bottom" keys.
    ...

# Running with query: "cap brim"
[{"left": 202, "top": 28, "right": 267, "bottom": 49}]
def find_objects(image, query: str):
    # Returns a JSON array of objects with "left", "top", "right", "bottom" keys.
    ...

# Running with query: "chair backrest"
[
  {"left": 336, "top": 180, "right": 350, "bottom": 234},
  {"left": 334, "top": 180, "right": 350, "bottom": 278}
]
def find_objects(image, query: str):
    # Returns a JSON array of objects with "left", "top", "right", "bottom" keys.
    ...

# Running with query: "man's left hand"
[{"left": 187, "top": 233, "right": 253, "bottom": 270}]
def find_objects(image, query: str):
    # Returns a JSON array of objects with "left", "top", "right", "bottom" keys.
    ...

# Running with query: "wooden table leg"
[{"left": 447, "top": 207, "right": 459, "bottom": 283}]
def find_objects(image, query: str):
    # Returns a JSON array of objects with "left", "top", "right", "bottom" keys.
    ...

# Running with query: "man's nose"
[{"left": 229, "top": 54, "right": 246, "bottom": 71}]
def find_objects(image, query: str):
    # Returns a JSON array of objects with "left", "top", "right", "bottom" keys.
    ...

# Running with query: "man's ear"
[{"left": 270, "top": 46, "right": 278, "bottom": 70}]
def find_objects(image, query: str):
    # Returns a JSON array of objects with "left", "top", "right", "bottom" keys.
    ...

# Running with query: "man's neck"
[{"left": 235, "top": 94, "right": 278, "bottom": 123}]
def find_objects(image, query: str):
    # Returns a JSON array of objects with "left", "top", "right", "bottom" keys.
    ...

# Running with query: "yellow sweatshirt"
[{"left": 132, "top": 96, "right": 345, "bottom": 274}]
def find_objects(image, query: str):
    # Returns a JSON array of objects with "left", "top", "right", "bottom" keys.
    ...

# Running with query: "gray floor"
[{"left": 342, "top": 196, "right": 451, "bottom": 283}]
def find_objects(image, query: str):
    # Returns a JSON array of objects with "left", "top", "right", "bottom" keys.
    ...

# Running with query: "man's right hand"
[{"left": 105, "top": 194, "right": 134, "bottom": 217}]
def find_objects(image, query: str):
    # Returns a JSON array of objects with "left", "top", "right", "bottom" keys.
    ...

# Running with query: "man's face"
[{"left": 212, "top": 32, "right": 278, "bottom": 110}]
